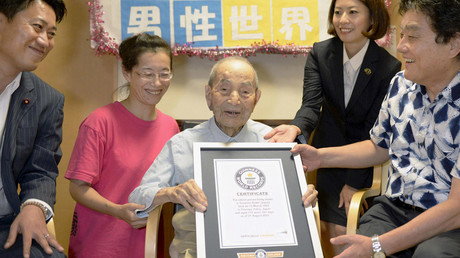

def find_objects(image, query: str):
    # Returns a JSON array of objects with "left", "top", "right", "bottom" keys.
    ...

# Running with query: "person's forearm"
[
  {"left": 69, "top": 182, "right": 121, "bottom": 218},
  {"left": 380, "top": 198, "right": 460, "bottom": 255},
  {"left": 319, "top": 140, "right": 389, "bottom": 169}
]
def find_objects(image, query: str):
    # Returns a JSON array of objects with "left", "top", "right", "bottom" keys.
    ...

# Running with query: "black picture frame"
[{"left": 193, "top": 142, "right": 323, "bottom": 258}]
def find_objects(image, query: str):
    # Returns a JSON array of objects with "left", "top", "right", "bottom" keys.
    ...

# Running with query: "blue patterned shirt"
[{"left": 370, "top": 71, "right": 460, "bottom": 209}]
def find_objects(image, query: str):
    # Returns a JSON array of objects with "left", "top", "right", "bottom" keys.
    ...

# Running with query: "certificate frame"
[{"left": 194, "top": 142, "right": 323, "bottom": 258}]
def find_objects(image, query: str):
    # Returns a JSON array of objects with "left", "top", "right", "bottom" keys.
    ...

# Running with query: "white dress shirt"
[{"left": 343, "top": 40, "right": 369, "bottom": 107}]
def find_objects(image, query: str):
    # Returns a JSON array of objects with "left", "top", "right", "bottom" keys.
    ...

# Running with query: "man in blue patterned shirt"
[{"left": 292, "top": 0, "right": 460, "bottom": 257}]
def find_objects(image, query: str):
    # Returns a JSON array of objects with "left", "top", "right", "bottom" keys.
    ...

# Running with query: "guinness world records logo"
[
  {"left": 235, "top": 167, "right": 266, "bottom": 190},
  {"left": 255, "top": 249, "right": 267, "bottom": 258}
]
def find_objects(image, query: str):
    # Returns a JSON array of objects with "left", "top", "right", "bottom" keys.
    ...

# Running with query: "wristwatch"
[{"left": 371, "top": 234, "right": 386, "bottom": 258}]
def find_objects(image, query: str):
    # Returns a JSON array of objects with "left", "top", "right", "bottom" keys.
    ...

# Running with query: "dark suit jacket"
[
  {"left": 1, "top": 72, "right": 64, "bottom": 216},
  {"left": 291, "top": 37, "right": 401, "bottom": 188}
]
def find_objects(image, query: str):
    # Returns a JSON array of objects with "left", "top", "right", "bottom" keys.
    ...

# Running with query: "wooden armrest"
[
  {"left": 47, "top": 218, "right": 56, "bottom": 239},
  {"left": 346, "top": 187, "right": 381, "bottom": 235},
  {"left": 145, "top": 205, "right": 163, "bottom": 258},
  {"left": 346, "top": 162, "right": 386, "bottom": 235}
]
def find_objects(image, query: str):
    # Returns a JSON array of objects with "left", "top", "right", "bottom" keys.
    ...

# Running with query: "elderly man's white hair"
[{"left": 207, "top": 56, "right": 259, "bottom": 89}]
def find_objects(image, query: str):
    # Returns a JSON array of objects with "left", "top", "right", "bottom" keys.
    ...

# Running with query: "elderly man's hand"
[
  {"left": 264, "top": 124, "right": 300, "bottom": 143},
  {"left": 330, "top": 234, "right": 373, "bottom": 258},
  {"left": 168, "top": 179, "right": 208, "bottom": 213},
  {"left": 290, "top": 144, "right": 321, "bottom": 172},
  {"left": 4, "top": 205, "right": 64, "bottom": 258},
  {"left": 302, "top": 184, "right": 318, "bottom": 207}
]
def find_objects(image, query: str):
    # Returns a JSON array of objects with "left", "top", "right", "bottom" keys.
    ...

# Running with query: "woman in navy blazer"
[{"left": 265, "top": 0, "right": 401, "bottom": 255}]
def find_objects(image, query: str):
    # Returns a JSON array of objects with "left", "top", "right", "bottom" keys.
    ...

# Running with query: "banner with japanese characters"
[
  {"left": 120, "top": 0, "right": 322, "bottom": 47},
  {"left": 89, "top": 0, "right": 333, "bottom": 58}
]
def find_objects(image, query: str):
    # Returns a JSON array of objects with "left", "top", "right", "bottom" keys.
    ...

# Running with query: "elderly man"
[
  {"left": 0, "top": 0, "right": 66, "bottom": 257},
  {"left": 292, "top": 0, "right": 460, "bottom": 257},
  {"left": 130, "top": 56, "right": 317, "bottom": 257}
]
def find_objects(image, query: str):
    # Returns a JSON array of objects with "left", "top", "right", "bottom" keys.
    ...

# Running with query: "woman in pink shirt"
[{"left": 65, "top": 33, "right": 179, "bottom": 258}]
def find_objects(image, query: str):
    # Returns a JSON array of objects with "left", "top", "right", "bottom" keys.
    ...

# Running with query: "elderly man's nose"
[{"left": 228, "top": 91, "right": 240, "bottom": 104}]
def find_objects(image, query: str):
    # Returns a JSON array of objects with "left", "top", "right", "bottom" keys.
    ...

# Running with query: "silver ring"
[{"left": 44, "top": 234, "right": 50, "bottom": 239}]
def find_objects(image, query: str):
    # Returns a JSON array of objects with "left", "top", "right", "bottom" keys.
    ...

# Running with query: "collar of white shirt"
[{"left": 343, "top": 39, "right": 370, "bottom": 71}]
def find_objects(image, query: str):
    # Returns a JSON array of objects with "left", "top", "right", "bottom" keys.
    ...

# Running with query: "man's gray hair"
[{"left": 207, "top": 56, "right": 259, "bottom": 89}]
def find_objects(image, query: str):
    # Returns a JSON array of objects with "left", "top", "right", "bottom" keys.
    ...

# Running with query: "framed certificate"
[{"left": 194, "top": 142, "right": 323, "bottom": 258}]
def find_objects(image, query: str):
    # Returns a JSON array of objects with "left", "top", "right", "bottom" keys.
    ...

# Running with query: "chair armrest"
[
  {"left": 346, "top": 162, "right": 386, "bottom": 235},
  {"left": 47, "top": 218, "right": 56, "bottom": 239},
  {"left": 145, "top": 205, "right": 163, "bottom": 258},
  {"left": 346, "top": 187, "right": 381, "bottom": 235}
]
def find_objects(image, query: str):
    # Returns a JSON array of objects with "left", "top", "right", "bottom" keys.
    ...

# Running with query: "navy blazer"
[
  {"left": 1, "top": 72, "right": 64, "bottom": 216},
  {"left": 291, "top": 37, "right": 401, "bottom": 188}
]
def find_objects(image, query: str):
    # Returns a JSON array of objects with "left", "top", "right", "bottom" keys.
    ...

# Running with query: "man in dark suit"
[{"left": 0, "top": 0, "right": 66, "bottom": 257}]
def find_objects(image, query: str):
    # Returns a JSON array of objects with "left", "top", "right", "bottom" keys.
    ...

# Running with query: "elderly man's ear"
[
  {"left": 205, "top": 84, "right": 212, "bottom": 111},
  {"left": 254, "top": 88, "right": 262, "bottom": 106}
]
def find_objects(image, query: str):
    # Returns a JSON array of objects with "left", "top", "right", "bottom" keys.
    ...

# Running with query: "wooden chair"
[
  {"left": 145, "top": 205, "right": 163, "bottom": 258},
  {"left": 346, "top": 160, "right": 390, "bottom": 235}
]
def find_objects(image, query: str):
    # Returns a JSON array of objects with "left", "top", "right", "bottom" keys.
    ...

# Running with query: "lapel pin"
[
  {"left": 364, "top": 68, "right": 372, "bottom": 75},
  {"left": 23, "top": 98, "right": 30, "bottom": 105}
]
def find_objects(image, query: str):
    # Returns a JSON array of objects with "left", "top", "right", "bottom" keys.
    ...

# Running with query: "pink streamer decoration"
[
  {"left": 88, "top": 0, "right": 119, "bottom": 57},
  {"left": 172, "top": 41, "right": 312, "bottom": 60}
]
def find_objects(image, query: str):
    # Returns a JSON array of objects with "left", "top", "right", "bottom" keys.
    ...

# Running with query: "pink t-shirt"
[{"left": 65, "top": 102, "right": 179, "bottom": 258}]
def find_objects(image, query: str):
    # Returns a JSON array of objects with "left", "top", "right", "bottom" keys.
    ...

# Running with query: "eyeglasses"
[{"left": 135, "top": 71, "right": 173, "bottom": 82}]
